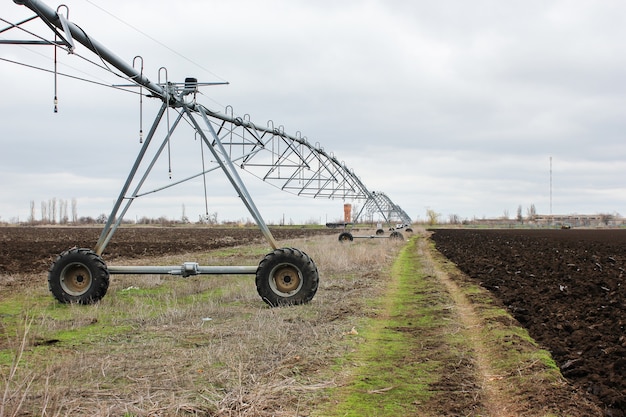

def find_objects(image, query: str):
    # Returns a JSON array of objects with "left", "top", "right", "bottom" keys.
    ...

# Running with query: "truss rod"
[
  {"left": 14, "top": 0, "right": 164, "bottom": 97},
  {"left": 11, "top": 0, "right": 412, "bottom": 227},
  {"left": 193, "top": 104, "right": 279, "bottom": 249},
  {"left": 94, "top": 102, "right": 168, "bottom": 255}
]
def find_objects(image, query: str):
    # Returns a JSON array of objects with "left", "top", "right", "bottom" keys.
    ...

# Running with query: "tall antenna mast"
[{"left": 550, "top": 156, "right": 553, "bottom": 217}]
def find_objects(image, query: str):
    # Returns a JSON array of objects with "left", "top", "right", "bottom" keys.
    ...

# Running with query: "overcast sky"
[{"left": 2, "top": 0, "right": 625, "bottom": 225}]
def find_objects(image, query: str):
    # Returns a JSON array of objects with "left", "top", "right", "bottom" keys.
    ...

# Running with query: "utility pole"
[{"left": 550, "top": 156, "right": 553, "bottom": 218}]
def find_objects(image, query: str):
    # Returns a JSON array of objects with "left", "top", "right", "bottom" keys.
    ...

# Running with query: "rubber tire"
[
  {"left": 256, "top": 247, "right": 319, "bottom": 307},
  {"left": 48, "top": 247, "right": 109, "bottom": 304},
  {"left": 389, "top": 231, "right": 404, "bottom": 240},
  {"left": 405, "top": 228, "right": 413, "bottom": 233},
  {"left": 338, "top": 232, "right": 354, "bottom": 242},
  {"left": 375, "top": 229, "right": 385, "bottom": 235}
]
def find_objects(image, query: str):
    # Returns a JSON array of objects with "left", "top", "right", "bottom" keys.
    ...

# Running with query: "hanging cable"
[
  {"left": 53, "top": 28, "right": 58, "bottom": 112},
  {"left": 133, "top": 56, "right": 144, "bottom": 143},
  {"left": 158, "top": 67, "right": 172, "bottom": 179},
  {"left": 0, "top": 57, "right": 141, "bottom": 95},
  {"left": 53, "top": 5, "right": 70, "bottom": 112},
  {"left": 196, "top": 132, "right": 210, "bottom": 218},
  {"left": 0, "top": 15, "right": 137, "bottom": 91}
]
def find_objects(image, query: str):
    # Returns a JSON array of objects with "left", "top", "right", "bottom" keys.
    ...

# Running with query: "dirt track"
[
  {"left": 430, "top": 228, "right": 626, "bottom": 416},
  {"left": 1, "top": 226, "right": 623, "bottom": 415}
]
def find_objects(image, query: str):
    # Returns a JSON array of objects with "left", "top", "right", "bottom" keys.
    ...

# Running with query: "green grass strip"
[{"left": 320, "top": 237, "right": 448, "bottom": 416}]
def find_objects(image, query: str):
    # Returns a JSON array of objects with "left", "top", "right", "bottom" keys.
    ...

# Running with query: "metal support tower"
[{"left": 4, "top": 0, "right": 411, "bottom": 305}]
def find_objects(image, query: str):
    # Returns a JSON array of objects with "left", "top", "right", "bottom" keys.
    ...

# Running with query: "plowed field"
[
  {"left": 2, "top": 226, "right": 623, "bottom": 415},
  {"left": 430, "top": 228, "right": 626, "bottom": 416},
  {"left": 0, "top": 226, "right": 337, "bottom": 276}
]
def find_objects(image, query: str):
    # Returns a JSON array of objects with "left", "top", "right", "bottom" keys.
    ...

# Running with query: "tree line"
[
  {"left": 21, "top": 200, "right": 257, "bottom": 226},
  {"left": 29, "top": 198, "right": 82, "bottom": 224}
]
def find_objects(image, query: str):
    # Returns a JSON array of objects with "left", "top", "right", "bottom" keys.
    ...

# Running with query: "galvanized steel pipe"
[
  {"left": 108, "top": 264, "right": 257, "bottom": 276},
  {"left": 14, "top": 0, "right": 165, "bottom": 98}
]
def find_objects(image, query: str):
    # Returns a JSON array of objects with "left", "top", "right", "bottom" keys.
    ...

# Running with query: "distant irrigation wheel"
[
  {"left": 389, "top": 231, "right": 405, "bottom": 240},
  {"left": 375, "top": 229, "right": 385, "bottom": 235},
  {"left": 338, "top": 232, "right": 354, "bottom": 242},
  {"left": 256, "top": 247, "right": 319, "bottom": 307},
  {"left": 48, "top": 247, "right": 109, "bottom": 304}
]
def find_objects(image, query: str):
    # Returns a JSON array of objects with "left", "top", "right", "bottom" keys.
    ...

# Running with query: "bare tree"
[
  {"left": 181, "top": 204, "right": 189, "bottom": 224},
  {"left": 526, "top": 204, "right": 537, "bottom": 222},
  {"left": 29, "top": 200, "right": 36, "bottom": 224},
  {"left": 516, "top": 205, "right": 523, "bottom": 223},
  {"left": 600, "top": 213, "right": 614, "bottom": 226},
  {"left": 426, "top": 209, "right": 440, "bottom": 226},
  {"left": 41, "top": 201, "right": 47, "bottom": 223},
  {"left": 71, "top": 198, "right": 78, "bottom": 223},
  {"left": 50, "top": 198, "right": 57, "bottom": 224},
  {"left": 59, "top": 200, "right": 68, "bottom": 224},
  {"left": 198, "top": 212, "right": 218, "bottom": 225}
]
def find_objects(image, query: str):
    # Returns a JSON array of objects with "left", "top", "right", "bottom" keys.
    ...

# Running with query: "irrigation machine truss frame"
[{"left": 4, "top": 0, "right": 411, "bottom": 305}]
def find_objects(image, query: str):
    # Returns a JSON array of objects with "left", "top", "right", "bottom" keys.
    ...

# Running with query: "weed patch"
[
  {"left": 0, "top": 229, "right": 603, "bottom": 416},
  {"left": 0, "top": 233, "right": 405, "bottom": 416}
]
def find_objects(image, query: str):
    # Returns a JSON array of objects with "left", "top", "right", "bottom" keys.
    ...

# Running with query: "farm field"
[
  {"left": 0, "top": 226, "right": 609, "bottom": 416},
  {"left": 0, "top": 226, "right": 338, "bottom": 277},
  {"left": 430, "top": 228, "right": 626, "bottom": 416}
]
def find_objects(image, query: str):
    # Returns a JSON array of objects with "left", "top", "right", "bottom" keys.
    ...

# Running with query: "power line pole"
[{"left": 550, "top": 156, "right": 553, "bottom": 217}]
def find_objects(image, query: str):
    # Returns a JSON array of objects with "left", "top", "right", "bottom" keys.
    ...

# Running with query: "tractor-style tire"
[
  {"left": 338, "top": 232, "right": 354, "bottom": 242},
  {"left": 389, "top": 231, "right": 404, "bottom": 240},
  {"left": 375, "top": 229, "right": 385, "bottom": 235},
  {"left": 256, "top": 247, "right": 319, "bottom": 307},
  {"left": 48, "top": 247, "right": 109, "bottom": 304}
]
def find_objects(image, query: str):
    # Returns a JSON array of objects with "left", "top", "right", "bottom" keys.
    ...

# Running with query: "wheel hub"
[
  {"left": 60, "top": 263, "right": 92, "bottom": 296},
  {"left": 273, "top": 265, "right": 301, "bottom": 294}
]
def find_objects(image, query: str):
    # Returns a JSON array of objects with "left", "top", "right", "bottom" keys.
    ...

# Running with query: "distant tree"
[
  {"left": 426, "top": 209, "right": 440, "bottom": 226},
  {"left": 59, "top": 200, "right": 68, "bottom": 224},
  {"left": 41, "top": 201, "right": 47, "bottom": 223},
  {"left": 526, "top": 204, "right": 537, "bottom": 221},
  {"left": 71, "top": 198, "right": 78, "bottom": 223},
  {"left": 449, "top": 214, "right": 460, "bottom": 224},
  {"left": 599, "top": 213, "right": 614, "bottom": 226},
  {"left": 96, "top": 213, "right": 108, "bottom": 224},
  {"left": 181, "top": 204, "right": 190, "bottom": 224},
  {"left": 516, "top": 205, "right": 523, "bottom": 223},
  {"left": 29, "top": 200, "right": 36, "bottom": 224},
  {"left": 502, "top": 209, "right": 509, "bottom": 220},
  {"left": 198, "top": 212, "right": 218, "bottom": 225},
  {"left": 50, "top": 198, "right": 57, "bottom": 224}
]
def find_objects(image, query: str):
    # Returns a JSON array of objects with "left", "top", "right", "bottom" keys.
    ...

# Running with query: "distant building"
[
  {"left": 466, "top": 214, "right": 624, "bottom": 228},
  {"left": 534, "top": 214, "right": 624, "bottom": 228}
]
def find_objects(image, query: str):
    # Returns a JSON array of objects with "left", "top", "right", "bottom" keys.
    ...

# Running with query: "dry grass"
[{"left": 0, "top": 232, "right": 406, "bottom": 416}]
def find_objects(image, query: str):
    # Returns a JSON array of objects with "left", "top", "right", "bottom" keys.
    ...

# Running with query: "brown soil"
[
  {"left": 430, "top": 228, "right": 626, "bottom": 416},
  {"left": 0, "top": 226, "right": 619, "bottom": 416},
  {"left": 0, "top": 225, "right": 337, "bottom": 276}
]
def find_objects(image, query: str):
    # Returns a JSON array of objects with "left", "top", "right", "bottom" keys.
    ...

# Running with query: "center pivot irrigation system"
[{"left": 3, "top": 0, "right": 412, "bottom": 306}]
